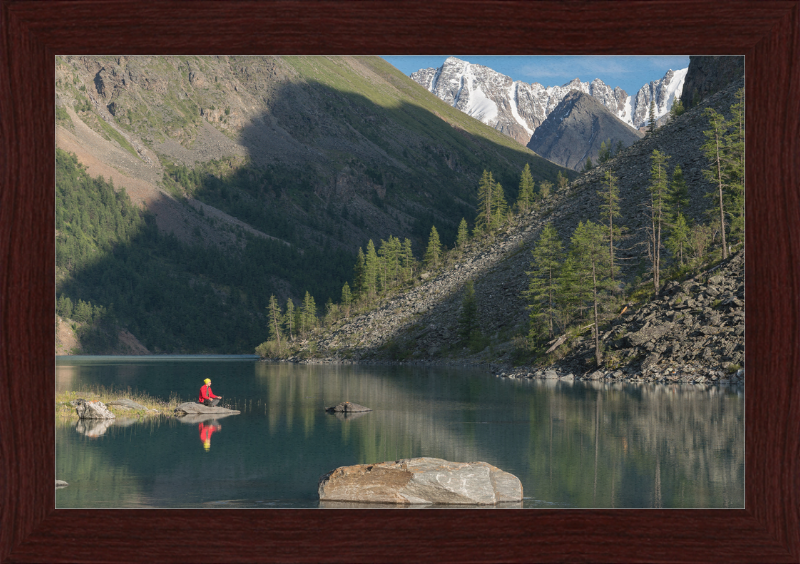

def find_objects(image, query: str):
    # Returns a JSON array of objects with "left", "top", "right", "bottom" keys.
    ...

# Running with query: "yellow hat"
[
  {"left": 204, "top": 439, "right": 211, "bottom": 451},
  {"left": 204, "top": 378, "right": 211, "bottom": 384}
]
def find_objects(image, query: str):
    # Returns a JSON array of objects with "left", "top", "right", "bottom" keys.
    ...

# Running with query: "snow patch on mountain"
[{"left": 410, "top": 57, "right": 687, "bottom": 144}]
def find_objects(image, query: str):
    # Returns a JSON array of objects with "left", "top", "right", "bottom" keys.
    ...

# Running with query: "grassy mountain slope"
[{"left": 55, "top": 55, "right": 574, "bottom": 353}]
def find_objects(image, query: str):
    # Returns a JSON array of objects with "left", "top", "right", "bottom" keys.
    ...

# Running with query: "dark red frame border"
[{"left": 1, "top": 1, "right": 798, "bottom": 562}]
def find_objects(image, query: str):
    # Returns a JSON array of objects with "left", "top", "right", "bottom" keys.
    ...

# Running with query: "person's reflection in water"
[{"left": 198, "top": 420, "right": 221, "bottom": 451}]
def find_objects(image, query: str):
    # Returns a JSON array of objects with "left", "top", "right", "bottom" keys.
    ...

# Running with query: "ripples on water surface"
[{"left": 56, "top": 357, "right": 744, "bottom": 509}]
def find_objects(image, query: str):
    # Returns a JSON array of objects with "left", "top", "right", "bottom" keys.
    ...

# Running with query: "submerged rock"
[
  {"left": 74, "top": 399, "right": 115, "bottom": 420},
  {"left": 318, "top": 457, "right": 523, "bottom": 505},
  {"left": 325, "top": 401, "right": 372, "bottom": 413},
  {"left": 174, "top": 402, "right": 240, "bottom": 416}
]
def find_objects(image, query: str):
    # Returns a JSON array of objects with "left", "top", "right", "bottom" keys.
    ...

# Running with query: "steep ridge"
[
  {"left": 680, "top": 56, "right": 744, "bottom": 110},
  {"left": 526, "top": 91, "right": 643, "bottom": 170},
  {"left": 410, "top": 57, "right": 687, "bottom": 144},
  {"left": 299, "top": 79, "right": 744, "bottom": 381}
]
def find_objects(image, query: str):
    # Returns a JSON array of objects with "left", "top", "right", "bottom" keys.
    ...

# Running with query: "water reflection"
[
  {"left": 75, "top": 418, "right": 115, "bottom": 437},
  {"left": 56, "top": 360, "right": 743, "bottom": 508}
]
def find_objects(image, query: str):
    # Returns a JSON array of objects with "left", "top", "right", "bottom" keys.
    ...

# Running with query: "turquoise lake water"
[{"left": 55, "top": 357, "right": 744, "bottom": 508}]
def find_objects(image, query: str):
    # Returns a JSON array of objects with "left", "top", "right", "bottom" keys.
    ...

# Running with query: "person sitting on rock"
[{"left": 198, "top": 378, "right": 222, "bottom": 407}]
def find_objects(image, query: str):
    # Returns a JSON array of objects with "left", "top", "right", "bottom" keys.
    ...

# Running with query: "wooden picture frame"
[{"left": 1, "top": 1, "right": 798, "bottom": 561}]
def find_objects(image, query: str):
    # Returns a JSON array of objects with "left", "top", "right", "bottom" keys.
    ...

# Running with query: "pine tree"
[
  {"left": 646, "top": 149, "right": 672, "bottom": 294},
  {"left": 597, "top": 171, "right": 622, "bottom": 282},
  {"left": 491, "top": 182, "right": 508, "bottom": 229},
  {"left": 569, "top": 221, "right": 613, "bottom": 367},
  {"left": 341, "top": 282, "right": 352, "bottom": 318},
  {"left": 284, "top": 298, "right": 295, "bottom": 341},
  {"left": 424, "top": 225, "right": 441, "bottom": 270},
  {"left": 583, "top": 157, "right": 593, "bottom": 172},
  {"left": 516, "top": 164, "right": 535, "bottom": 212},
  {"left": 615, "top": 140, "right": 624, "bottom": 155},
  {"left": 267, "top": 294, "right": 283, "bottom": 351},
  {"left": 598, "top": 139, "right": 613, "bottom": 163},
  {"left": 648, "top": 98, "right": 657, "bottom": 134},
  {"left": 364, "top": 239, "right": 379, "bottom": 299},
  {"left": 701, "top": 108, "right": 730, "bottom": 259},
  {"left": 456, "top": 218, "right": 469, "bottom": 249},
  {"left": 525, "top": 223, "right": 563, "bottom": 341},
  {"left": 458, "top": 280, "right": 479, "bottom": 346},
  {"left": 475, "top": 170, "right": 494, "bottom": 233},
  {"left": 670, "top": 99, "right": 685, "bottom": 118},
  {"left": 666, "top": 213, "right": 691, "bottom": 266}
]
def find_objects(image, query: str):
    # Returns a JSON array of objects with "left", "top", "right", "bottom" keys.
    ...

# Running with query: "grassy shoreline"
[{"left": 56, "top": 387, "right": 185, "bottom": 419}]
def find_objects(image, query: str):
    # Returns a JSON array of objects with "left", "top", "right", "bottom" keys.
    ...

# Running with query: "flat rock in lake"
[
  {"left": 177, "top": 412, "right": 237, "bottom": 424},
  {"left": 318, "top": 457, "right": 523, "bottom": 505},
  {"left": 107, "top": 398, "right": 149, "bottom": 411},
  {"left": 74, "top": 399, "right": 115, "bottom": 420},
  {"left": 56, "top": 480, "right": 68, "bottom": 488},
  {"left": 325, "top": 401, "right": 372, "bottom": 413},
  {"left": 174, "top": 402, "right": 240, "bottom": 416}
]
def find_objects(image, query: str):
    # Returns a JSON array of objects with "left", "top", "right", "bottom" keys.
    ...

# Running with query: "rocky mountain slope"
[
  {"left": 55, "top": 55, "right": 575, "bottom": 353},
  {"left": 526, "top": 91, "right": 643, "bottom": 170},
  {"left": 410, "top": 57, "right": 687, "bottom": 144},
  {"left": 295, "top": 78, "right": 744, "bottom": 380},
  {"left": 680, "top": 56, "right": 745, "bottom": 110}
]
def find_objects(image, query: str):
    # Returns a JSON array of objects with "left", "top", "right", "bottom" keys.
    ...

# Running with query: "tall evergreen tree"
[
  {"left": 475, "top": 170, "right": 495, "bottom": 233},
  {"left": 667, "top": 164, "right": 690, "bottom": 222},
  {"left": 491, "top": 183, "right": 508, "bottom": 229},
  {"left": 525, "top": 223, "right": 563, "bottom": 341},
  {"left": 569, "top": 221, "right": 613, "bottom": 367},
  {"left": 267, "top": 294, "right": 283, "bottom": 351},
  {"left": 701, "top": 108, "right": 730, "bottom": 259},
  {"left": 646, "top": 149, "right": 672, "bottom": 293},
  {"left": 597, "top": 171, "right": 622, "bottom": 282},
  {"left": 341, "top": 282, "right": 352, "bottom": 318},
  {"left": 364, "top": 239, "right": 379, "bottom": 299},
  {"left": 583, "top": 157, "right": 593, "bottom": 172},
  {"left": 284, "top": 298, "right": 295, "bottom": 341},
  {"left": 424, "top": 225, "right": 441, "bottom": 270},
  {"left": 517, "top": 164, "right": 535, "bottom": 212},
  {"left": 726, "top": 88, "right": 745, "bottom": 244},
  {"left": 648, "top": 98, "right": 657, "bottom": 134},
  {"left": 458, "top": 280, "right": 479, "bottom": 346},
  {"left": 456, "top": 218, "right": 469, "bottom": 249},
  {"left": 666, "top": 213, "right": 690, "bottom": 266},
  {"left": 353, "top": 247, "right": 366, "bottom": 298},
  {"left": 598, "top": 138, "right": 613, "bottom": 163},
  {"left": 302, "top": 291, "right": 317, "bottom": 334}
]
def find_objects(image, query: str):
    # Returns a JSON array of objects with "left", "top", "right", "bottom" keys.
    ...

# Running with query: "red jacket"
[{"left": 198, "top": 384, "right": 220, "bottom": 403}]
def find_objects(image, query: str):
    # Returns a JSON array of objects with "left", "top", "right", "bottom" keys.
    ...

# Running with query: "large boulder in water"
[
  {"left": 74, "top": 399, "right": 115, "bottom": 420},
  {"left": 174, "top": 402, "right": 240, "bottom": 416},
  {"left": 318, "top": 457, "right": 523, "bottom": 505},
  {"left": 325, "top": 401, "right": 371, "bottom": 413}
]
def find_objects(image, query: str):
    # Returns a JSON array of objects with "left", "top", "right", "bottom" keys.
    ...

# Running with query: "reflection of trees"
[{"left": 522, "top": 380, "right": 744, "bottom": 508}]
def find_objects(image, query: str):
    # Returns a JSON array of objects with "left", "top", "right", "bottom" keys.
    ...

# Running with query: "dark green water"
[{"left": 55, "top": 357, "right": 744, "bottom": 508}]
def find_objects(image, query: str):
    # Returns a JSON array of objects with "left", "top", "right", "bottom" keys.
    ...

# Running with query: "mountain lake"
[{"left": 56, "top": 356, "right": 744, "bottom": 509}]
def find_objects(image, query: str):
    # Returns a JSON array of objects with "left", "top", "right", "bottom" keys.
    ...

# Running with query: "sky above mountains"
[{"left": 382, "top": 55, "right": 690, "bottom": 97}]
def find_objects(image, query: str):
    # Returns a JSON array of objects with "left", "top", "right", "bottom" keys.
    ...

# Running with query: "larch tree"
[
  {"left": 666, "top": 213, "right": 691, "bottom": 266},
  {"left": 267, "top": 294, "right": 283, "bottom": 351},
  {"left": 424, "top": 225, "right": 441, "bottom": 270},
  {"left": 491, "top": 182, "right": 508, "bottom": 229},
  {"left": 525, "top": 223, "right": 564, "bottom": 341},
  {"left": 302, "top": 291, "right": 317, "bottom": 334},
  {"left": 284, "top": 298, "right": 295, "bottom": 341},
  {"left": 517, "top": 164, "right": 535, "bottom": 213},
  {"left": 668, "top": 164, "right": 690, "bottom": 222},
  {"left": 701, "top": 107, "right": 729, "bottom": 258},
  {"left": 556, "top": 171, "right": 569, "bottom": 192},
  {"left": 475, "top": 170, "right": 495, "bottom": 233},
  {"left": 402, "top": 238, "right": 414, "bottom": 282},
  {"left": 646, "top": 149, "right": 672, "bottom": 294},
  {"left": 341, "top": 282, "right": 352, "bottom": 318},
  {"left": 538, "top": 180, "right": 553, "bottom": 202},
  {"left": 726, "top": 88, "right": 745, "bottom": 245},
  {"left": 353, "top": 247, "right": 366, "bottom": 298},
  {"left": 456, "top": 218, "right": 469, "bottom": 250},
  {"left": 569, "top": 221, "right": 613, "bottom": 367},
  {"left": 597, "top": 171, "right": 622, "bottom": 282},
  {"left": 364, "top": 239, "right": 379, "bottom": 299},
  {"left": 648, "top": 98, "right": 657, "bottom": 134}
]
